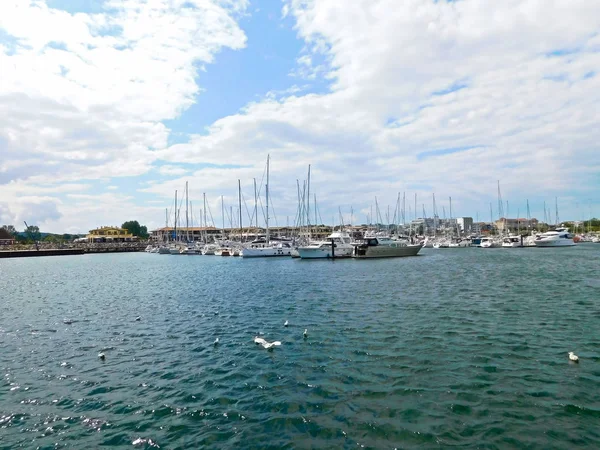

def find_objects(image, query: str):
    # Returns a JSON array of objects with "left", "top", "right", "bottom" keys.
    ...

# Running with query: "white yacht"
[
  {"left": 352, "top": 236, "right": 422, "bottom": 258},
  {"left": 534, "top": 228, "right": 575, "bottom": 247},
  {"left": 241, "top": 240, "right": 292, "bottom": 258},
  {"left": 214, "top": 247, "right": 232, "bottom": 256},
  {"left": 502, "top": 236, "right": 522, "bottom": 248},
  {"left": 297, "top": 231, "right": 354, "bottom": 259},
  {"left": 480, "top": 237, "right": 500, "bottom": 248},
  {"left": 201, "top": 243, "right": 219, "bottom": 255}
]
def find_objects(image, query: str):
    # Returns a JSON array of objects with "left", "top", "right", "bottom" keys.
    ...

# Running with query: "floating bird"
[
  {"left": 63, "top": 319, "right": 73, "bottom": 325},
  {"left": 261, "top": 341, "right": 282, "bottom": 350},
  {"left": 135, "top": 316, "right": 141, "bottom": 321},
  {"left": 254, "top": 336, "right": 267, "bottom": 346},
  {"left": 303, "top": 329, "right": 308, "bottom": 338},
  {"left": 214, "top": 338, "right": 219, "bottom": 346},
  {"left": 568, "top": 352, "right": 579, "bottom": 363},
  {"left": 284, "top": 320, "right": 289, "bottom": 327},
  {"left": 98, "top": 352, "right": 106, "bottom": 360}
]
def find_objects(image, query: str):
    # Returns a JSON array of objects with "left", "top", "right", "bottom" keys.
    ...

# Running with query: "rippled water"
[{"left": 1, "top": 246, "right": 599, "bottom": 449}]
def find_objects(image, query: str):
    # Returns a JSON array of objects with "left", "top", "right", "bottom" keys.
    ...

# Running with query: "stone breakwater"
[{"left": 0, "top": 242, "right": 147, "bottom": 258}]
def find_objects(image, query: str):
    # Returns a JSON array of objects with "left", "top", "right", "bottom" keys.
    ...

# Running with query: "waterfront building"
[
  {"left": 87, "top": 226, "right": 136, "bottom": 243},
  {"left": 456, "top": 217, "right": 474, "bottom": 233},
  {"left": 0, "top": 228, "right": 16, "bottom": 245},
  {"left": 495, "top": 218, "right": 539, "bottom": 233}
]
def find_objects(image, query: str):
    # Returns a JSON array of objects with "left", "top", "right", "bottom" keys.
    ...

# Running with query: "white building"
[{"left": 456, "top": 217, "right": 474, "bottom": 233}]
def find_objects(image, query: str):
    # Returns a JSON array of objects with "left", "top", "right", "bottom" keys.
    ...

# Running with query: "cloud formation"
[
  {"left": 1, "top": 0, "right": 247, "bottom": 229},
  {"left": 1, "top": 0, "right": 599, "bottom": 231}
]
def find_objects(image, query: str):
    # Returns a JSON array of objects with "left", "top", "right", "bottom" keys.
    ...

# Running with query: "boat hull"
[
  {"left": 297, "top": 247, "right": 353, "bottom": 259},
  {"left": 352, "top": 244, "right": 422, "bottom": 258},
  {"left": 241, "top": 247, "right": 291, "bottom": 257},
  {"left": 534, "top": 240, "right": 575, "bottom": 247}
]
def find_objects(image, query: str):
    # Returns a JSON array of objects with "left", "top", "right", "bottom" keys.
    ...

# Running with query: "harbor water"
[{"left": 1, "top": 246, "right": 599, "bottom": 448}]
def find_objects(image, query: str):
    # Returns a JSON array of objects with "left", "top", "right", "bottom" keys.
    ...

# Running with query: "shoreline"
[{"left": 0, "top": 243, "right": 147, "bottom": 258}]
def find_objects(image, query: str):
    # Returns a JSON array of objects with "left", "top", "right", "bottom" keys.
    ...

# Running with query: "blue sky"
[{"left": 0, "top": 0, "right": 599, "bottom": 233}]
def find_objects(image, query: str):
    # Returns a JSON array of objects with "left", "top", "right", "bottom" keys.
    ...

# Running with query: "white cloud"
[
  {"left": 0, "top": 0, "right": 247, "bottom": 230},
  {"left": 154, "top": 0, "right": 600, "bottom": 223},
  {"left": 157, "top": 165, "right": 189, "bottom": 176},
  {"left": 2, "top": 0, "right": 600, "bottom": 232}
]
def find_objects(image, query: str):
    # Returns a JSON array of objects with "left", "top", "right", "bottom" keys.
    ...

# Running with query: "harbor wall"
[{"left": 0, "top": 243, "right": 147, "bottom": 258}]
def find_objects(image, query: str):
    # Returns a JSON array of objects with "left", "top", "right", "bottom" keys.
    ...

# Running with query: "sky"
[{"left": 1, "top": 0, "right": 599, "bottom": 234}]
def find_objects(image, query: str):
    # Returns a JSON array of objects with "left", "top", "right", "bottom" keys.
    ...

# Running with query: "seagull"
[
  {"left": 254, "top": 336, "right": 267, "bottom": 345},
  {"left": 98, "top": 352, "right": 105, "bottom": 360},
  {"left": 568, "top": 352, "right": 579, "bottom": 363},
  {"left": 63, "top": 319, "right": 73, "bottom": 325},
  {"left": 214, "top": 337, "right": 219, "bottom": 346},
  {"left": 303, "top": 329, "right": 308, "bottom": 338},
  {"left": 284, "top": 320, "right": 289, "bottom": 327},
  {"left": 135, "top": 316, "right": 141, "bottom": 321},
  {"left": 261, "top": 341, "right": 282, "bottom": 350}
]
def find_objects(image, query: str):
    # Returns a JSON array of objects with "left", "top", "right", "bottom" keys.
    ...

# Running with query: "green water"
[{"left": 1, "top": 246, "right": 599, "bottom": 449}]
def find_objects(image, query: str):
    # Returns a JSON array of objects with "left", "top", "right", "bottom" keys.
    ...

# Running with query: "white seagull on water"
[
  {"left": 254, "top": 336, "right": 281, "bottom": 349},
  {"left": 284, "top": 320, "right": 289, "bottom": 327},
  {"left": 214, "top": 338, "right": 219, "bottom": 346},
  {"left": 303, "top": 329, "right": 308, "bottom": 338},
  {"left": 568, "top": 352, "right": 579, "bottom": 363}
]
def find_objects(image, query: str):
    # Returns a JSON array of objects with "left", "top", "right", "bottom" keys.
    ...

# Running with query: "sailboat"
[{"left": 241, "top": 155, "right": 292, "bottom": 258}]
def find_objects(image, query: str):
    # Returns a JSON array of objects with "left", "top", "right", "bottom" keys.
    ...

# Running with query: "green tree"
[
  {"left": 24, "top": 225, "right": 41, "bottom": 242},
  {"left": 1, "top": 225, "right": 17, "bottom": 236},
  {"left": 122, "top": 220, "right": 149, "bottom": 239}
]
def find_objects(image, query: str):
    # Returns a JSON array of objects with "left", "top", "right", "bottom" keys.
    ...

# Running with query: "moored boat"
[
  {"left": 534, "top": 228, "right": 575, "bottom": 247},
  {"left": 297, "top": 231, "right": 354, "bottom": 259},
  {"left": 352, "top": 236, "right": 422, "bottom": 258}
]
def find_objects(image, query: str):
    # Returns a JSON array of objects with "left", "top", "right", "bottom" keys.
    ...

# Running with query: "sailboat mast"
[
  {"left": 253, "top": 178, "right": 257, "bottom": 232},
  {"left": 185, "top": 181, "right": 189, "bottom": 242},
  {"left": 221, "top": 195, "right": 225, "bottom": 239},
  {"left": 238, "top": 179, "right": 242, "bottom": 241},
  {"left": 266, "top": 155, "right": 270, "bottom": 243},
  {"left": 190, "top": 201, "right": 194, "bottom": 241},
  {"left": 307, "top": 164, "right": 311, "bottom": 227},
  {"left": 174, "top": 190, "right": 178, "bottom": 242},
  {"left": 203, "top": 193, "right": 207, "bottom": 243}
]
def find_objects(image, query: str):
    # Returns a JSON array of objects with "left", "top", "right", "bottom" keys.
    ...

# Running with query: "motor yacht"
[
  {"left": 502, "top": 236, "right": 523, "bottom": 248},
  {"left": 297, "top": 231, "right": 354, "bottom": 259},
  {"left": 352, "top": 236, "right": 422, "bottom": 258},
  {"left": 534, "top": 228, "right": 575, "bottom": 247}
]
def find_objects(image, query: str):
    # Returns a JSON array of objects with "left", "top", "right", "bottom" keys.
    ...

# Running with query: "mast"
[
  {"left": 203, "top": 193, "right": 207, "bottom": 243},
  {"left": 432, "top": 193, "right": 437, "bottom": 237},
  {"left": 253, "top": 178, "right": 258, "bottom": 234},
  {"left": 238, "top": 179, "right": 242, "bottom": 242},
  {"left": 165, "top": 208, "right": 168, "bottom": 243},
  {"left": 221, "top": 195, "right": 225, "bottom": 239},
  {"left": 555, "top": 197, "right": 559, "bottom": 226},
  {"left": 185, "top": 181, "right": 189, "bottom": 242},
  {"left": 266, "top": 154, "right": 270, "bottom": 244},
  {"left": 174, "top": 190, "right": 178, "bottom": 242},
  {"left": 307, "top": 164, "right": 311, "bottom": 228},
  {"left": 414, "top": 193, "right": 417, "bottom": 223},
  {"left": 190, "top": 201, "right": 194, "bottom": 241}
]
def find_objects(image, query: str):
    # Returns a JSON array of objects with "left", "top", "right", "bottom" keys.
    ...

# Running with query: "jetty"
[{"left": 0, "top": 242, "right": 147, "bottom": 258}]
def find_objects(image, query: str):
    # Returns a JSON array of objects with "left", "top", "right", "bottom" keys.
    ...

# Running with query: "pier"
[{"left": 0, "top": 242, "right": 147, "bottom": 258}]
